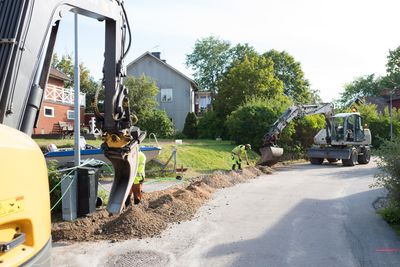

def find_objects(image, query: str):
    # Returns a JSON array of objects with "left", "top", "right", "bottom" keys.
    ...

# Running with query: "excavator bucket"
[{"left": 258, "top": 146, "right": 284, "bottom": 166}]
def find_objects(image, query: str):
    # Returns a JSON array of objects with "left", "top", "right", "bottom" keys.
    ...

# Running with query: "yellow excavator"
[
  {"left": 0, "top": 0, "right": 141, "bottom": 265},
  {"left": 258, "top": 103, "right": 372, "bottom": 167}
]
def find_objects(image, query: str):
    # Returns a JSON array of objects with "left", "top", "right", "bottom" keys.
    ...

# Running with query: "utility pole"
[{"left": 74, "top": 13, "right": 81, "bottom": 166}]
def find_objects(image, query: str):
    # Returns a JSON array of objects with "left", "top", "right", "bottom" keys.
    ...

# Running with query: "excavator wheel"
[
  {"left": 358, "top": 147, "right": 371, "bottom": 164},
  {"left": 342, "top": 149, "right": 358, "bottom": 167},
  {"left": 310, "top": 157, "right": 324, "bottom": 165}
]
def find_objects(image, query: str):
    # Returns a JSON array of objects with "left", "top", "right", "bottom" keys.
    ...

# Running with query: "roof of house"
[
  {"left": 49, "top": 67, "right": 71, "bottom": 81},
  {"left": 126, "top": 51, "right": 198, "bottom": 90},
  {"left": 364, "top": 96, "right": 387, "bottom": 113}
]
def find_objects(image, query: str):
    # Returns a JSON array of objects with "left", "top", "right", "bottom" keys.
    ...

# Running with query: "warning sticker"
[{"left": 0, "top": 196, "right": 24, "bottom": 218}]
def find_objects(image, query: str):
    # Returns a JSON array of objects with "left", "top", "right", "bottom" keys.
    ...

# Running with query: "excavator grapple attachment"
[
  {"left": 258, "top": 146, "right": 284, "bottom": 166},
  {"left": 105, "top": 144, "right": 139, "bottom": 214}
]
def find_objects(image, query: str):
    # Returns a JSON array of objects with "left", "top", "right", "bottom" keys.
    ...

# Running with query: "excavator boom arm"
[{"left": 262, "top": 103, "right": 334, "bottom": 147}]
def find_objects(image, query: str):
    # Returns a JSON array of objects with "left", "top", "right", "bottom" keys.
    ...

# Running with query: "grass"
[
  {"left": 151, "top": 139, "right": 260, "bottom": 177},
  {"left": 377, "top": 201, "right": 400, "bottom": 236},
  {"left": 392, "top": 224, "right": 400, "bottom": 236},
  {"left": 34, "top": 137, "right": 261, "bottom": 177},
  {"left": 34, "top": 138, "right": 102, "bottom": 150}
]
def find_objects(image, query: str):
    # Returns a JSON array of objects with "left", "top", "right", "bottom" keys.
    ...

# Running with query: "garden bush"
[
  {"left": 226, "top": 97, "right": 291, "bottom": 151},
  {"left": 374, "top": 137, "right": 400, "bottom": 204},
  {"left": 48, "top": 160, "right": 62, "bottom": 213},
  {"left": 198, "top": 111, "right": 226, "bottom": 139},
  {"left": 138, "top": 109, "right": 175, "bottom": 138},
  {"left": 182, "top": 112, "right": 198, "bottom": 138}
]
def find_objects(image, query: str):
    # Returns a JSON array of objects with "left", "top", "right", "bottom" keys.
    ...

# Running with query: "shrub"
[
  {"left": 182, "top": 112, "right": 198, "bottom": 138},
  {"left": 292, "top": 114, "right": 326, "bottom": 156},
  {"left": 138, "top": 110, "right": 175, "bottom": 138},
  {"left": 226, "top": 97, "right": 291, "bottom": 151},
  {"left": 174, "top": 131, "right": 187, "bottom": 139},
  {"left": 378, "top": 201, "right": 400, "bottom": 225},
  {"left": 374, "top": 137, "right": 400, "bottom": 204},
  {"left": 198, "top": 111, "right": 226, "bottom": 139},
  {"left": 48, "top": 160, "right": 62, "bottom": 213}
]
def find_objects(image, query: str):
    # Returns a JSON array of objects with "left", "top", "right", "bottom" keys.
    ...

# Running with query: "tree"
[
  {"left": 124, "top": 75, "right": 159, "bottom": 118},
  {"left": 386, "top": 46, "right": 400, "bottom": 77},
  {"left": 339, "top": 74, "right": 382, "bottom": 107},
  {"left": 182, "top": 112, "right": 198, "bottom": 138},
  {"left": 186, "top": 36, "right": 257, "bottom": 94},
  {"left": 263, "top": 50, "right": 312, "bottom": 103},
  {"left": 214, "top": 53, "right": 284, "bottom": 118},
  {"left": 381, "top": 46, "right": 400, "bottom": 89},
  {"left": 186, "top": 36, "right": 232, "bottom": 93},
  {"left": 338, "top": 46, "right": 400, "bottom": 106}
]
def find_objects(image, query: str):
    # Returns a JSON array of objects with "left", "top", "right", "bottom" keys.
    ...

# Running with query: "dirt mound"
[
  {"left": 257, "top": 165, "right": 274, "bottom": 174},
  {"left": 52, "top": 166, "right": 269, "bottom": 242},
  {"left": 102, "top": 206, "right": 167, "bottom": 239}
]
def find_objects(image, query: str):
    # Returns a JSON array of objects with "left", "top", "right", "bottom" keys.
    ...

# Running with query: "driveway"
[{"left": 52, "top": 159, "right": 400, "bottom": 267}]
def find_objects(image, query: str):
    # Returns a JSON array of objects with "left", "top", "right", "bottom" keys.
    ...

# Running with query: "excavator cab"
[{"left": 330, "top": 113, "right": 365, "bottom": 143}]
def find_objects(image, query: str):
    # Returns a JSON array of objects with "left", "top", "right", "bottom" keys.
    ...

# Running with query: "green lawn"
[
  {"left": 34, "top": 138, "right": 260, "bottom": 177},
  {"left": 153, "top": 140, "right": 259, "bottom": 175}
]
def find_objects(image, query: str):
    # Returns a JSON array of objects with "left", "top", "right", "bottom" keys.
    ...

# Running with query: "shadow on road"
[
  {"left": 274, "top": 161, "right": 378, "bottom": 180},
  {"left": 205, "top": 188, "right": 400, "bottom": 267}
]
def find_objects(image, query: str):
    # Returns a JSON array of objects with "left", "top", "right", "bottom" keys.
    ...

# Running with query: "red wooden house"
[{"left": 33, "top": 68, "right": 85, "bottom": 136}]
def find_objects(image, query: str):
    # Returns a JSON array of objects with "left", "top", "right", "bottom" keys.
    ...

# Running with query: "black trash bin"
[
  {"left": 77, "top": 166, "right": 101, "bottom": 216},
  {"left": 64, "top": 161, "right": 103, "bottom": 217}
]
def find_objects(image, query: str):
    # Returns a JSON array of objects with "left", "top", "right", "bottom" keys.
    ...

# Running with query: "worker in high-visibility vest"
[
  {"left": 125, "top": 151, "right": 146, "bottom": 207},
  {"left": 231, "top": 144, "right": 251, "bottom": 170}
]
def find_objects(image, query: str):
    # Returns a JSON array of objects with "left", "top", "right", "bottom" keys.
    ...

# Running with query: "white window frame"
[
  {"left": 161, "top": 88, "right": 173, "bottom": 102},
  {"left": 44, "top": 106, "right": 54, "bottom": 118},
  {"left": 67, "top": 110, "right": 75, "bottom": 120}
]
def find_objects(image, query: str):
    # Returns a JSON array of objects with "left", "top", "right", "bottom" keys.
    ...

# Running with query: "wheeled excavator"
[
  {"left": 258, "top": 103, "right": 372, "bottom": 167},
  {"left": 0, "top": 0, "right": 142, "bottom": 265}
]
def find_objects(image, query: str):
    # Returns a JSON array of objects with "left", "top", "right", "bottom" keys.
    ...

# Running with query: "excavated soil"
[{"left": 52, "top": 166, "right": 270, "bottom": 242}]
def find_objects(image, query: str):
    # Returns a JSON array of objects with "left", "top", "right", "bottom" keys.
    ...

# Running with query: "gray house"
[{"left": 127, "top": 52, "right": 198, "bottom": 131}]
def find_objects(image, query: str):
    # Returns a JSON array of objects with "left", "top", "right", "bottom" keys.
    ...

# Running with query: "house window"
[
  {"left": 200, "top": 96, "right": 207, "bottom": 108},
  {"left": 44, "top": 106, "right": 54, "bottom": 117},
  {"left": 161, "top": 88, "right": 173, "bottom": 102},
  {"left": 67, "top": 110, "right": 75, "bottom": 120}
]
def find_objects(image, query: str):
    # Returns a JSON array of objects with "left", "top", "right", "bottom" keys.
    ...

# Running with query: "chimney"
[{"left": 151, "top": 52, "right": 161, "bottom": 59}]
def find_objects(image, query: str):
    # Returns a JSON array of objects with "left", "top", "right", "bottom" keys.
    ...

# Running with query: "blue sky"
[{"left": 54, "top": 0, "right": 400, "bottom": 102}]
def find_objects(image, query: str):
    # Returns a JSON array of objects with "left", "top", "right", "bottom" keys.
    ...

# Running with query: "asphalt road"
[{"left": 53, "top": 159, "right": 400, "bottom": 267}]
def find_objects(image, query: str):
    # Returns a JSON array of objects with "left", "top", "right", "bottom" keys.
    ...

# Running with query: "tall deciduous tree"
[
  {"left": 186, "top": 36, "right": 232, "bottom": 93},
  {"left": 214, "top": 53, "right": 284, "bottom": 118},
  {"left": 339, "top": 74, "right": 381, "bottom": 107},
  {"left": 124, "top": 75, "right": 159, "bottom": 118},
  {"left": 382, "top": 46, "right": 400, "bottom": 89},
  {"left": 186, "top": 36, "right": 257, "bottom": 94},
  {"left": 263, "top": 50, "right": 312, "bottom": 103}
]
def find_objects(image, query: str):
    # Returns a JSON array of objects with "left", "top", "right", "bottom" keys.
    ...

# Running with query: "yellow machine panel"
[{"left": 0, "top": 125, "right": 51, "bottom": 266}]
